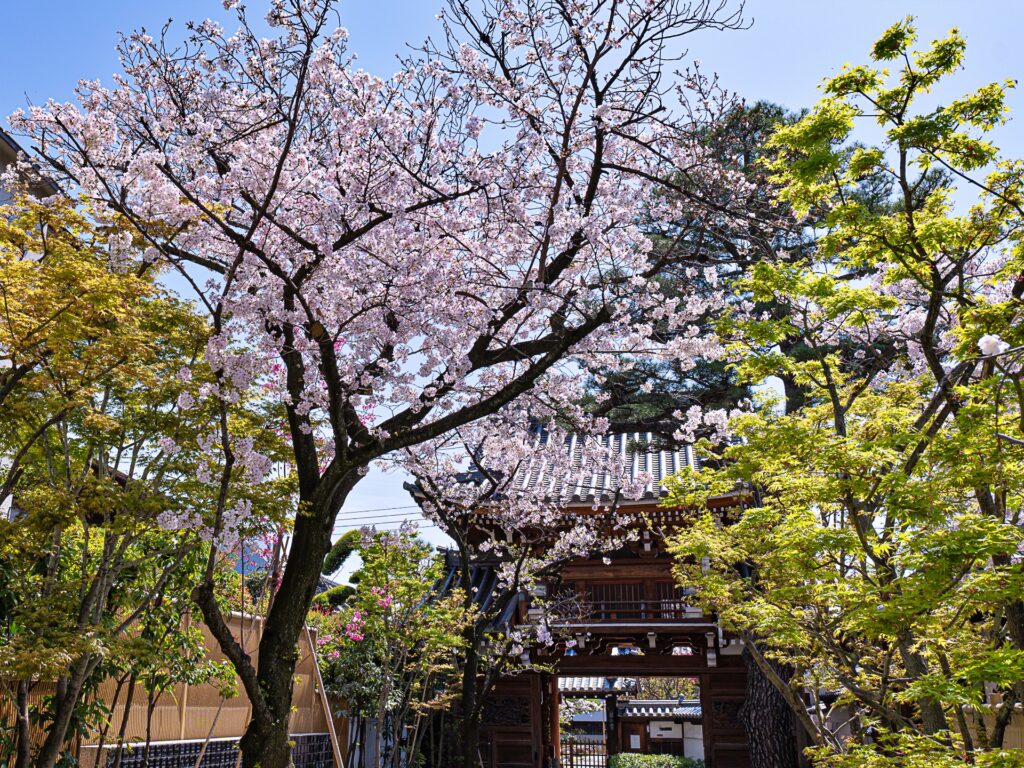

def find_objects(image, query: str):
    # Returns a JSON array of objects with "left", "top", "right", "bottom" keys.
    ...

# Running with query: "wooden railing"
[
  {"left": 578, "top": 599, "right": 703, "bottom": 622},
  {"left": 545, "top": 581, "right": 708, "bottom": 624},
  {"left": 548, "top": 599, "right": 705, "bottom": 624}
]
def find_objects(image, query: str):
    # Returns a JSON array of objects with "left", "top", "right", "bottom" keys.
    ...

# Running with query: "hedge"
[{"left": 608, "top": 754, "right": 704, "bottom": 768}]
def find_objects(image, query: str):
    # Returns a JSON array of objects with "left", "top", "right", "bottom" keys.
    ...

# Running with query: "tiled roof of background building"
[
  {"left": 0, "top": 129, "right": 61, "bottom": 197},
  {"left": 435, "top": 551, "right": 523, "bottom": 630},
  {"left": 558, "top": 676, "right": 638, "bottom": 696},
  {"left": 618, "top": 699, "right": 702, "bottom": 720}
]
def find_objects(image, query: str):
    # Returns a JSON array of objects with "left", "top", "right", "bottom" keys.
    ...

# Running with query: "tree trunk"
[
  {"left": 781, "top": 374, "right": 807, "bottom": 415},
  {"left": 14, "top": 680, "right": 31, "bottom": 768},
  {"left": 989, "top": 688, "right": 1018, "bottom": 749},
  {"left": 33, "top": 654, "right": 98, "bottom": 768},
  {"left": 92, "top": 673, "right": 127, "bottom": 768},
  {"left": 235, "top": 473, "right": 360, "bottom": 768},
  {"left": 461, "top": 634, "right": 482, "bottom": 768},
  {"left": 111, "top": 672, "right": 138, "bottom": 768},
  {"left": 354, "top": 716, "right": 365, "bottom": 768},
  {"left": 739, "top": 645, "right": 800, "bottom": 768},
  {"left": 240, "top": 713, "right": 294, "bottom": 768},
  {"left": 142, "top": 689, "right": 157, "bottom": 768},
  {"left": 434, "top": 710, "right": 447, "bottom": 768},
  {"left": 896, "top": 635, "right": 948, "bottom": 736}
]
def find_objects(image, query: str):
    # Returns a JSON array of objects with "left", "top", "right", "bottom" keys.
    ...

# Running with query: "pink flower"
[{"left": 345, "top": 609, "right": 365, "bottom": 641}]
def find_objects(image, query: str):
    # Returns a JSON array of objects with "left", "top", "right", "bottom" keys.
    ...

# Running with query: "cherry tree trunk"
[
  {"left": 739, "top": 645, "right": 800, "bottom": 768},
  {"left": 240, "top": 715, "right": 294, "bottom": 768},
  {"left": 236, "top": 477, "right": 356, "bottom": 768}
]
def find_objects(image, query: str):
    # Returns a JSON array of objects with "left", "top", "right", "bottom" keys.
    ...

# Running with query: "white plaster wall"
[{"left": 683, "top": 721, "right": 704, "bottom": 760}]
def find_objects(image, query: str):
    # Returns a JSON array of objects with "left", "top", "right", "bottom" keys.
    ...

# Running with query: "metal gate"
[{"left": 560, "top": 734, "right": 608, "bottom": 768}]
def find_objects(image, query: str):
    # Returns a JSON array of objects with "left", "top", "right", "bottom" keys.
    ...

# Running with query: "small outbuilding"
[{"left": 616, "top": 699, "right": 703, "bottom": 760}]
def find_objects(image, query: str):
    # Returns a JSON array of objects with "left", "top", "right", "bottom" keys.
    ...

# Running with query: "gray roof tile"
[
  {"left": 513, "top": 432, "right": 695, "bottom": 503},
  {"left": 558, "top": 676, "right": 637, "bottom": 695},
  {"left": 618, "top": 699, "right": 702, "bottom": 720}
]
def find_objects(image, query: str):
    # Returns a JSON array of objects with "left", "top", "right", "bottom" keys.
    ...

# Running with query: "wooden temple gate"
[
  {"left": 467, "top": 434, "right": 760, "bottom": 768},
  {"left": 478, "top": 546, "right": 753, "bottom": 768}
]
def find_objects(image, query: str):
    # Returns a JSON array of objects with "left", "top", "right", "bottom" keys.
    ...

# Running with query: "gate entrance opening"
[{"left": 557, "top": 676, "right": 703, "bottom": 768}]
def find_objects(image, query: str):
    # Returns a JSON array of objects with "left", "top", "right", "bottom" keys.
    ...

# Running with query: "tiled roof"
[
  {"left": 0, "top": 129, "right": 61, "bottom": 196},
  {"left": 435, "top": 553, "right": 523, "bottom": 630},
  {"left": 618, "top": 699, "right": 702, "bottom": 720},
  {"left": 511, "top": 432, "right": 696, "bottom": 503},
  {"left": 558, "top": 676, "right": 637, "bottom": 696}
]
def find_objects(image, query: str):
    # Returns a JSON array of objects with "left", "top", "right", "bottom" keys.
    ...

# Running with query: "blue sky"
[
  {"left": 4, "top": 1, "right": 1021, "bottom": 141},
  {"left": 3, "top": 0, "right": 1021, "bottom": 572}
]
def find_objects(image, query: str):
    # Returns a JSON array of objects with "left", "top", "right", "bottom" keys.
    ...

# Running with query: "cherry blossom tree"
[{"left": 11, "top": 0, "right": 749, "bottom": 764}]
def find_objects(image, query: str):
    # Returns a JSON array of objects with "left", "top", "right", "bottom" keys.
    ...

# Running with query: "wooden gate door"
[{"left": 559, "top": 733, "right": 608, "bottom": 768}]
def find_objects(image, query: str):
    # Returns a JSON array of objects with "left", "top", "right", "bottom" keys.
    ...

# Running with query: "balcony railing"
[{"left": 551, "top": 599, "right": 705, "bottom": 623}]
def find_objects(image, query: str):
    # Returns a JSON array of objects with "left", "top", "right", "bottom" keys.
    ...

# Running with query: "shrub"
[{"left": 608, "top": 754, "right": 704, "bottom": 768}]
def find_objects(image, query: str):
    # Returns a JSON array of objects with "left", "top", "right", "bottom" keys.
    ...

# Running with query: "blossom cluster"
[{"left": 10, "top": 0, "right": 750, "bottom": 561}]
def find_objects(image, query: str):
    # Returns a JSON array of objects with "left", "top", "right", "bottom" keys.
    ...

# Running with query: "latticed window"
[
  {"left": 655, "top": 581, "right": 692, "bottom": 620},
  {"left": 582, "top": 582, "right": 645, "bottom": 620}
]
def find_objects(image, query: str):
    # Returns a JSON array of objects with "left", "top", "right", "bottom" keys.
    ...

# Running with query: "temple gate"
[{"left": 464, "top": 434, "right": 760, "bottom": 768}]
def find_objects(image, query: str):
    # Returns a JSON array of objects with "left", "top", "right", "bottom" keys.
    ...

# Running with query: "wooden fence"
[{"left": 2, "top": 613, "right": 344, "bottom": 768}]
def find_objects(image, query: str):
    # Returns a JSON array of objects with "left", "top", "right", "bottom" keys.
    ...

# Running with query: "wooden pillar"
[
  {"left": 604, "top": 693, "right": 619, "bottom": 756},
  {"left": 700, "top": 673, "right": 716, "bottom": 768},
  {"left": 549, "top": 676, "right": 561, "bottom": 765},
  {"left": 532, "top": 673, "right": 544, "bottom": 768},
  {"left": 643, "top": 578, "right": 657, "bottom": 621}
]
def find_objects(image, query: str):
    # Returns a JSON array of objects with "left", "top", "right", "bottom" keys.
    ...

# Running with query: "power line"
[
  {"left": 331, "top": 512, "right": 428, "bottom": 528},
  {"left": 332, "top": 514, "right": 431, "bottom": 531},
  {"left": 333, "top": 520, "right": 441, "bottom": 531},
  {"left": 334, "top": 509, "right": 426, "bottom": 524},
  {"left": 336, "top": 504, "right": 420, "bottom": 515}
]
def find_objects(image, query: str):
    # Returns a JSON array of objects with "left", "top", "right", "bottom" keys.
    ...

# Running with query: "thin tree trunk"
[
  {"left": 350, "top": 716, "right": 362, "bottom": 768},
  {"left": 438, "top": 710, "right": 446, "bottom": 768},
  {"left": 92, "top": 673, "right": 128, "bottom": 768},
  {"left": 14, "top": 680, "right": 31, "bottom": 768},
  {"left": 989, "top": 688, "right": 1018, "bottom": 749},
  {"left": 375, "top": 651, "right": 394, "bottom": 767},
  {"left": 193, "top": 698, "right": 227, "bottom": 768},
  {"left": 110, "top": 671, "right": 138, "bottom": 768},
  {"left": 440, "top": 710, "right": 448, "bottom": 768},
  {"left": 142, "top": 688, "right": 157, "bottom": 768},
  {"left": 33, "top": 654, "right": 99, "bottom": 768},
  {"left": 357, "top": 716, "right": 367, "bottom": 768},
  {"left": 409, "top": 711, "right": 428, "bottom": 768},
  {"left": 937, "top": 652, "right": 974, "bottom": 760},
  {"left": 461, "top": 633, "right": 482, "bottom": 768}
]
